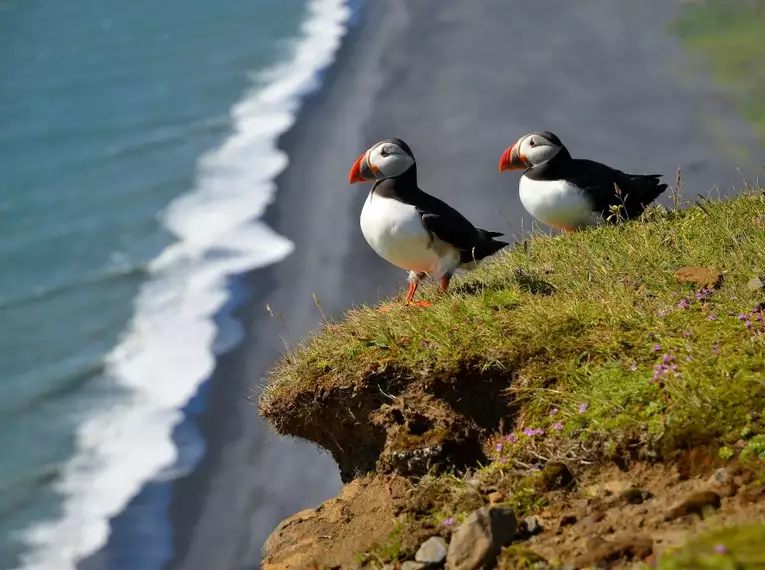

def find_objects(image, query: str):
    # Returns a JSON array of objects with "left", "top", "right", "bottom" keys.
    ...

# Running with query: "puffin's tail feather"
[
  {"left": 624, "top": 174, "right": 668, "bottom": 218},
  {"left": 460, "top": 229, "right": 509, "bottom": 266}
]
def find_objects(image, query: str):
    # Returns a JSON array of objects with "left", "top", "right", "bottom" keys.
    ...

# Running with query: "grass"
[
  {"left": 672, "top": 0, "right": 765, "bottom": 145},
  {"left": 658, "top": 524, "right": 765, "bottom": 569},
  {"left": 262, "top": 192, "right": 765, "bottom": 462},
  {"left": 260, "top": 191, "right": 765, "bottom": 565}
]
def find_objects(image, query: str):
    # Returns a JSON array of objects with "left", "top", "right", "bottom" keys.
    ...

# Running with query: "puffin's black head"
[
  {"left": 349, "top": 138, "right": 416, "bottom": 184},
  {"left": 498, "top": 131, "right": 568, "bottom": 172}
]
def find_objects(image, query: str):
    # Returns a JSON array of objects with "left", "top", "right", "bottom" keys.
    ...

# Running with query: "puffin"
[
  {"left": 498, "top": 131, "right": 667, "bottom": 233},
  {"left": 349, "top": 138, "right": 508, "bottom": 309}
]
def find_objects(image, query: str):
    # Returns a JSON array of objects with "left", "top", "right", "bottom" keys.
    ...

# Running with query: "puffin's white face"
[
  {"left": 349, "top": 140, "right": 415, "bottom": 184},
  {"left": 499, "top": 132, "right": 565, "bottom": 171}
]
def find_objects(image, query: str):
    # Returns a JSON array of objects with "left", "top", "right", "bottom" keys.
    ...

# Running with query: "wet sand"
[{"left": 165, "top": 1, "right": 762, "bottom": 569}]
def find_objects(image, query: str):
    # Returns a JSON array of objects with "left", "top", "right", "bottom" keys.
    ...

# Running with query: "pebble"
[
  {"left": 446, "top": 505, "right": 517, "bottom": 570},
  {"left": 415, "top": 536, "right": 448, "bottom": 565},
  {"left": 664, "top": 490, "right": 721, "bottom": 521}
]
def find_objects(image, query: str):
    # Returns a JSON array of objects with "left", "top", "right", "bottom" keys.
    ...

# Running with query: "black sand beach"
[{"left": 165, "top": 1, "right": 762, "bottom": 569}]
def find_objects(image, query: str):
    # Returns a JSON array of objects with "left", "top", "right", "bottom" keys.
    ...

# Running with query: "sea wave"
[{"left": 15, "top": 1, "right": 352, "bottom": 568}]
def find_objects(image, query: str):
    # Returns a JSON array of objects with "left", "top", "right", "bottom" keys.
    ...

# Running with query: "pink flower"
[
  {"left": 553, "top": 423, "right": 564, "bottom": 431},
  {"left": 579, "top": 402, "right": 589, "bottom": 414},
  {"left": 549, "top": 408, "right": 559, "bottom": 416},
  {"left": 506, "top": 433, "right": 518, "bottom": 443}
]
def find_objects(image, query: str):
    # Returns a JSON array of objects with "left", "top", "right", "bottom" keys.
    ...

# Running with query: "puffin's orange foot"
[{"left": 408, "top": 300, "right": 433, "bottom": 308}]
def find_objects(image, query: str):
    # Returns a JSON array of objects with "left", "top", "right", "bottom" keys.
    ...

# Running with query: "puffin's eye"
[
  {"left": 380, "top": 146, "right": 390, "bottom": 157},
  {"left": 528, "top": 139, "right": 537, "bottom": 148}
]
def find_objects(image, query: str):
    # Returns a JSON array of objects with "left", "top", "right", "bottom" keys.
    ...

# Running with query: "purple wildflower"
[
  {"left": 708, "top": 315, "right": 717, "bottom": 321},
  {"left": 684, "top": 331, "right": 693, "bottom": 337},
  {"left": 745, "top": 320, "right": 752, "bottom": 330},
  {"left": 443, "top": 517, "right": 455, "bottom": 527},
  {"left": 712, "top": 344, "right": 720, "bottom": 354},
  {"left": 629, "top": 362, "right": 638, "bottom": 371},
  {"left": 498, "top": 457, "right": 507, "bottom": 464},
  {"left": 496, "top": 442, "right": 503, "bottom": 452},
  {"left": 677, "top": 298, "right": 691, "bottom": 309},
  {"left": 523, "top": 428, "right": 536, "bottom": 437},
  {"left": 506, "top": 433, "right": 518, "bottom": 443},
  {"left": 652, "top": 344, "right": 662, "bottom": 352},
  {"left": 696, "top": 287, "right": 712, "bottom": 301},
  {"left": 738, "top": 313, "right": 748, "bottom": 321},
  {"left": 549, "top": 408, "right": 559, "bottom": 417},
  {"left": 534, "top": 428, "right": 545, "bottom": 436},
  {"left": 714, "top": 544, "right": 727, "bottom": 555},
  {"left": 662, "top": 353, "right": 675, "bottom": 364},
  {"left": 579, "top": 402, "right": 589, "bottom": 414},
  {"left": 553, "top": 423, "right": 564, "bottom": 431}
]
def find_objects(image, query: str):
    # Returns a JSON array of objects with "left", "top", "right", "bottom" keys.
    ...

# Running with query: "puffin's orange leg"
[
  {"left": 405, "top": 280, "right": 418, "bottom": 303},
  {"left": 406, "top": 279, "right": 434, "bottom": 308}
]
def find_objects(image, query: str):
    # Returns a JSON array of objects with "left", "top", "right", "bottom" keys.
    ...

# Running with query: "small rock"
[
  {"left": 488, "top": 491, "right": 505, "bottom": 505},
  {"left": 415, "top": 537, "right": 448, "bottom": 565},
  {"left": 559, "top": 513, "right": 578, "bottom": 527},
  {"left": 402, "top": 562, "right": 426, "bottom": 570},
  {"left": 747, "top": 276, "right": 765, "bottom": 291},
  {"left": 574, "top": 536, "right": 653, "bottom": 567},
  {"left": 674, "top": 266, "right": 723, "bottom": 289},
  {"left": 664, "top": 490, "right": 721, "bottom": 521},
  {"left": 516, "top": 516, "right": 543, "bottom": 538},
  {"left": 620, "top": 487, "right": 653, "bottom": 505},
  {"left": 708, "top": 467, "right": 730, "bottom": 485},
  {"left": 584, "top": 480, "right": 633, "bottom": 498},
  {"left": 536, "top": 462, "right": 575, "bottom": 492},
  {"left": 445, "top": 506, "right": 517, "bottom": 570}
]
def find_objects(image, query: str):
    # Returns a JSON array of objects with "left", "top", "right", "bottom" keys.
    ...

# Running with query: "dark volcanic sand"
[{"left": 165, "top": 1, "right": 762, "bottom": 569}]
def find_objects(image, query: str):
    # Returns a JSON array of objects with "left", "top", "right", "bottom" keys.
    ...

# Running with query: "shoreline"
[{"left": 143, "top": 0, "right": 762, "bottom": 569}]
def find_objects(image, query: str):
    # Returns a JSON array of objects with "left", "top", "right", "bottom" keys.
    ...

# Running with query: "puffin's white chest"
[
  {"left": 519, "top": 177, "right": 600, "bottom": 230},
  {"left": 360, "top": 192, "right": 455, "bottom": 274}
]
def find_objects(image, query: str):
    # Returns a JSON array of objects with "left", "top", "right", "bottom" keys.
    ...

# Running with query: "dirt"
[
  {"left": 262, "top": 461, "right": 765, "bottom": 569},
  {"left": 261, "top": 364, "right": 514, "bottom": 483},
  {"left": 261, "top": 475, "right": 409, "bottom": 570},
  {"left": 673, "top": 266, "right": 723, "bottom": 289}
]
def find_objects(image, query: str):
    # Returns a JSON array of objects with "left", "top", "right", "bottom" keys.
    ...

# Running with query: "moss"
[
  {"left": 658, "top": 524, "right": 765, "bottom": 569},
  {"left": 497, "top": 545, "right": 547, "bottom": 569}
]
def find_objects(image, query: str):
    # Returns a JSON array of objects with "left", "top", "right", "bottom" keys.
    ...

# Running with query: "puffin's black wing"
[
  {"left": 415, "top": 192, "right": 480, "bottom": 251},
  {"left": 564, "top": 159, "right": 667, "bottom": 220}
]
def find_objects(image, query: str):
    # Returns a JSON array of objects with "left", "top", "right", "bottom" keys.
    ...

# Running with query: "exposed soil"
[
  {"left": 261, "top": 363, "right": 515, "bottom": 483},
  {"left": 262, "top": 460, "right": 765, "bottom": 569}
]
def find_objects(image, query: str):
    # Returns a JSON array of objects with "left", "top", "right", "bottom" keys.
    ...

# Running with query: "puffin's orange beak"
[
  {"left": 498, "top": 142, "right": 527, "bottom": 172},
  {"left": 349, "top": 152, "right": 375, "bottom": 184}
]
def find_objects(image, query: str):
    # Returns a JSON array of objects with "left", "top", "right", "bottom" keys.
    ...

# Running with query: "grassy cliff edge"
[{"left": 259, "top": 191, "right": 765, "bottom": 569}]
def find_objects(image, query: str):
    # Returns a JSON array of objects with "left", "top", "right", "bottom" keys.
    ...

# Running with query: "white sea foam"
[{"left": 16, "top": 1, "right": 352, "bottom": 569}]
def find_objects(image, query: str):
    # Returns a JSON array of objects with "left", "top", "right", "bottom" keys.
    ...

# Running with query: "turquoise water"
[{"left": 0, "top": 1, "right": 312, "bottom": 568}]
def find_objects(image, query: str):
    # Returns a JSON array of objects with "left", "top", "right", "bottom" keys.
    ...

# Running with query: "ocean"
[{"left": 0, "top": 1, "right": 351, "bottom": 569}]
